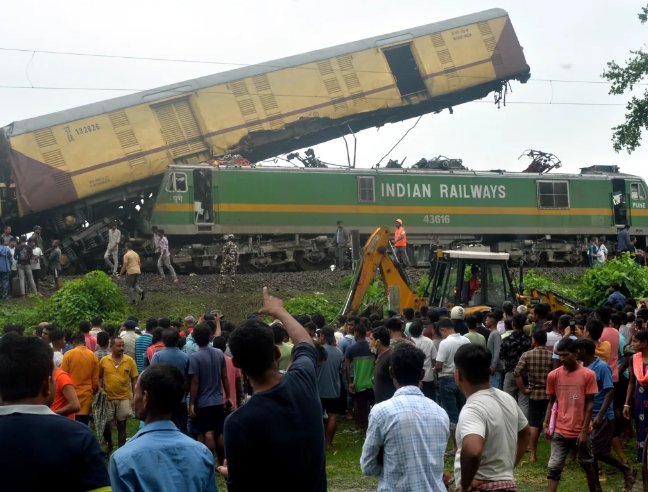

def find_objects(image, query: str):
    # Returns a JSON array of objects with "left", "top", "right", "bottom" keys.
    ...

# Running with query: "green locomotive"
[{"left": 146, "top": 160, "right": 648, "bottom": 272}]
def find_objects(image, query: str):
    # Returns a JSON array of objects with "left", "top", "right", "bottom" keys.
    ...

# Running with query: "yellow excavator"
[{"left": 343, "top": 227, "right": 520, "bottom": 316}]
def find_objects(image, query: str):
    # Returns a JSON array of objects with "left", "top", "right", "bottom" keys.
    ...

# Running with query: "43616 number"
[{"left": 423, "top": 214, "right": 450, "bottom": 224}]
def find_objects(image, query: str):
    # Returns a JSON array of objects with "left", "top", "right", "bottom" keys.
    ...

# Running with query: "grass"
[{"left": 109, "top": 417, "right": 640, "bottom": 492}]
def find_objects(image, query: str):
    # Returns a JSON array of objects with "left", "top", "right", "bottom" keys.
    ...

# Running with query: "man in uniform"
[
  {"left": 104, "top": 222, "right": 121, "bottom": 276},
  {"left": 394, "top": 219, "right": 409, "bottom": 267},
  {"left": 220, "top": 235, "right": 238, "bottom": 291},
  {"left": 333, "top": 220, "right": 350, "bottom": 270}
]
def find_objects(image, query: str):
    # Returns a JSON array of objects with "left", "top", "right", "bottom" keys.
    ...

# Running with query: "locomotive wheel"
[
  {"left": 294, "top": 252, "right": 330, "bottom": 271},
  {"left": 240, "top": 257, "right": 275, "bottom": 273}
]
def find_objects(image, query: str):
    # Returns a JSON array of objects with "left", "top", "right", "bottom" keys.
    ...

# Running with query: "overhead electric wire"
[
  {"left": 376, "top": 115, "right": 423, "bottom": 166},
  {"left": 1, "top": 46, "right": 646, "bottom": 86},
  {"left": 0, "top": 84, "right": 629, "bottom": 107}
]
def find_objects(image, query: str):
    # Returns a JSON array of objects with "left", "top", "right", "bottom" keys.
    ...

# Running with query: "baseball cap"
[
  {"left": 439, "top": 307, "right": 449, "bottom": 314},
  {"left": 124, "top": 320, "right": 137, "bottom": 329},
  {"left": 387, "top": 310, "right": 398, "bottom": 318}
]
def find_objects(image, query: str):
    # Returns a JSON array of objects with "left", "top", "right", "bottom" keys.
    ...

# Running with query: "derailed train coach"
[
  {"left": 150, "top": 163, "right": 648, "bottom": 272},
  {"left": 0, "top": 8, "right": 530, "bottom": 270}
]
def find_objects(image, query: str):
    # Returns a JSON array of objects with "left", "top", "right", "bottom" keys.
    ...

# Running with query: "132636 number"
[{"left": 423, "top": 215, "right": 450, "bottom": 224}]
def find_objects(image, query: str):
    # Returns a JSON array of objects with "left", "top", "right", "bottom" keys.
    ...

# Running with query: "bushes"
[
  {"left": 523, "top": 270, "right": 580, "bottom": 301},
  {"left": 284, "top": 294, "right": 340, "bottom": 322},
  {"left": 578, "top": 253, "right": 648, "bottom": 307},
  {"left": 1, "top": 271, "right": 129, "bottom": 333},
  {"left": 524, "top": 254, "right": 648, "bottom": 307}
]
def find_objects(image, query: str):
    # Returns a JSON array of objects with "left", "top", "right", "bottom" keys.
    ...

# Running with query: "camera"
[{"left": 205, "top": 314, "right": 216, "bottom": 321}]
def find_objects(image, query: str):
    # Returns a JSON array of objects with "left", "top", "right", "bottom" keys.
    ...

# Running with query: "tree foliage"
[{"left": 602, "top": 4, "right": 648, "bottom": 153}]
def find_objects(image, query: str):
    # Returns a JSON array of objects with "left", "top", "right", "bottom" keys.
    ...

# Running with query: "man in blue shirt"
[
  {"left": 110, "top": 363, "right": 217, "bottom": 492},
  {"left": 0, "top": 336, "right": 110, "bottom": 491},
  {"left": 575, "top": 338, "right": 636, "bottom": 489},
  {"left": 608, "top": 282, "right": 626, "bottom": 306},
  {"left": 588, "top": 236, "right": 600, "bottom": 267},
  {"left": 189, "top": 324, "right": 230, "bottom": 465},
  {"left": 151, "top": 328, "right": 190, "bottom": 434},
  {"left": 0, "top": 242, "right": 12, "bottom": 299},
  {"left": 361, "top": 342, "right": 449, "bottom": 491},
  {"left": 218, "top": 288, "right": 326, "bottom": 492},
  {"left": 618, "top": 224, "right": 632, "bottom": 254}
]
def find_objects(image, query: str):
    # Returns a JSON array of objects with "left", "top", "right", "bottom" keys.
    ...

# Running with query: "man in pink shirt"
[
  {"left": 544, "top": 337, "right": 599, "bottom": 492},
  {"left": 214, "top": 337, "right": 243, "bottom": 410},
  {"left": 78, "top": 321, "right": 97, "bottom": 353}
]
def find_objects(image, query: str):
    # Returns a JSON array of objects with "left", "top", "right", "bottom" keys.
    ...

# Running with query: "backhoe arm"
[{"left": 342, "top": 227, "right": 424, "bottom": 315}]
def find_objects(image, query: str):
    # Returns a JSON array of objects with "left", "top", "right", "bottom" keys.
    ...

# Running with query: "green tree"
[{"left": 602, "top": 5, "right": 648, "bottom": 152}]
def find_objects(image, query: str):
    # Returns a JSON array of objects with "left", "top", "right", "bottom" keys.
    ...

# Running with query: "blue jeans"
[
  {"left": 490, "top": 371, "right": 503, "bottom": 390},
  {"left": 0, "top": 271, "right": 9, "bottom": 299},
  {"left": 438, "top": 377, "right": 465, "bottom": 426}
]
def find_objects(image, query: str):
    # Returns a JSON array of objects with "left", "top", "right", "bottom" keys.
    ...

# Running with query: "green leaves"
[
  {"left": 525, "top": 254, "right": 648, "bottom": 308},
  {"left": 602, "top": 5, "right": 648, "bottom": 153},
  {"left": 0, "top": 271, "right": 129, "bottom": 332},
  {"left": 284, "top": 295, "right": 340, "bottom": 323}
]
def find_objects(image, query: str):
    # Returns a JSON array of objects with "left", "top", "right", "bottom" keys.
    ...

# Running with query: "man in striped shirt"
[
  {"left": 135, "top": 319, "right": 157, "bottom": 373},
  {"left": 157, "top": 230, "right": 178, "bottom": 283}
]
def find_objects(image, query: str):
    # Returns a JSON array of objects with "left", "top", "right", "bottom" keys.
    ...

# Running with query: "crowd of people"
[
  {"left": 0, "top": 224, "right": 62, "bottom": 298},
  {"left": 2, "top": 282, "right": 648, "bottom": 491}
]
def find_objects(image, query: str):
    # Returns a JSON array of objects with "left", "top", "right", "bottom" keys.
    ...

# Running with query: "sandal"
[{"left": 623, "top": 466, "right": 637, "bottom": 492}]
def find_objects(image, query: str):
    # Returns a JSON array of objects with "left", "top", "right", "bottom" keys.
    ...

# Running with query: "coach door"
[
  {"left": 612, "top": 179, "right": 628, "bottom": 227},
  {"left": 193, "top": 168, "right": 214, "bottom": 225}
]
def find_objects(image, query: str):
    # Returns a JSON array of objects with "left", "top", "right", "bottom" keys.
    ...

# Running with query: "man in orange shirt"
[
  {"left": 60, "top": 332, "right": 99, "bottom": 425},
  {"left": 394, "top": 219, "right": 409, "bottom": 267},
  {"left": 51, "top": 367, "right": 81, "bottom": 420}
]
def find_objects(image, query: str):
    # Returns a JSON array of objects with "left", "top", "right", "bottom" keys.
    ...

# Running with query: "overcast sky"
[{"left": 2, "top": 0, "right": 648, "bottom": 178}]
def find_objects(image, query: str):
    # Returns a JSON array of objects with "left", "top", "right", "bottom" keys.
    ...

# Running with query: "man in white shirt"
[
  {"left": 597, "top": 237, "right": 608, "bottom": 264},
  {"left": 28, "top": 238, "right": 42, "bottom": 291},
  {"left": 409, "top": 320, "right": 437, "bottom": 401},
  {"left": 361, "top": 342, "right": 449, "bottom": 492},
  {"left": 434, "top": 318, "right": 470, "bottom": 454},
  {"left": 453, "top": 343, "right": 531, "bottom": 492},
  {"left": 104, "top": 222, "right": 121, "bottom": 276}
]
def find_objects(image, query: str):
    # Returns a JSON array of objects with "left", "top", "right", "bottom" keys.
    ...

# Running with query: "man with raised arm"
[{"left": 218, "top": 288, "right": 325, "bottom": 492}]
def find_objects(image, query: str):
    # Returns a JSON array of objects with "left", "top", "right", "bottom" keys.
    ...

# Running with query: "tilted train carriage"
[{"left": 148, "top": 163, "right": 648, "bottom": 272}]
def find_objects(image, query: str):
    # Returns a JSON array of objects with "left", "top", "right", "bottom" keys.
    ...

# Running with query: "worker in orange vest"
[{"left": 394, "top": 219, "right": 409, "bottom": 267}]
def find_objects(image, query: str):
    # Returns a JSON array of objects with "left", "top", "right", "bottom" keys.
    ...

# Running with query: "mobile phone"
[{"left": 205, "top": 314, "right": 216, "bottom": 321}]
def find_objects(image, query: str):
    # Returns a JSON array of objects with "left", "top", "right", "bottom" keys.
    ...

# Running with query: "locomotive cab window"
[
  {"left": 536, "top": 180, "right": 569, "bottom": 209},
  {"left": 631, "top": 183, "right": 646, "bottom": 200},
  {"left": 166, "top": 172, "right": 187, "bottom": 192},
  {"left": 358, "top": 177, "right": 375, "bottom": 203}
]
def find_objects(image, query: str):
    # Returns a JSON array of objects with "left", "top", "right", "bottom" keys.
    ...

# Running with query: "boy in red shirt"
[{"left": 544, "top": 337, "right": 599, "bottom": 492}]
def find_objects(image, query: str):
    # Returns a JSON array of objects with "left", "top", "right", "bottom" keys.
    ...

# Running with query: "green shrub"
[
  {"left": 284, "top": 294, "right": 341, "bottom": 323},
  {"left": 0, "top": 271, "right": 129, "bottom": 333},
  {"left": 577, "top": 253, "right": 648, "bottom": 307},
  {"left": 523, "top": 270, "right": 580, "bottom": 301},
  {"left": 48, "top": 271, "right": 129, "bottom": 327}
]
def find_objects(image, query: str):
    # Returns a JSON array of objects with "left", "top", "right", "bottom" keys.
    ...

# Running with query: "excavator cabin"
[{"left": 427, "top": 251, "right": 517, "bottom": 314}]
